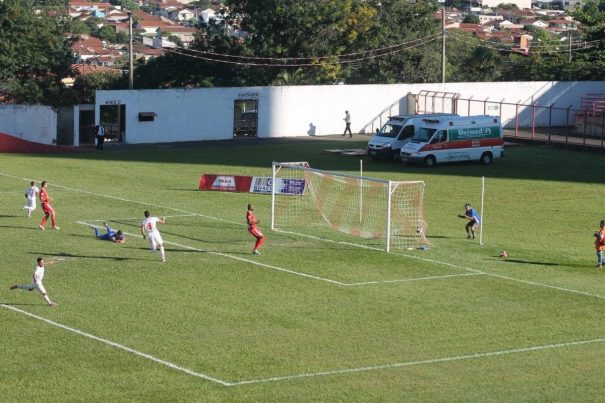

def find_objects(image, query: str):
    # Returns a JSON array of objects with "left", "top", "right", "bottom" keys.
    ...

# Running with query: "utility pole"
[
  {"left": 568, "top": 31, "right": 572, "bottom": 62},
  {"left": 441, "top": 7, "right": 446, "bottom": 83},
  {"left": 128, "top": 11, "right": 134, "bottom": 90}
]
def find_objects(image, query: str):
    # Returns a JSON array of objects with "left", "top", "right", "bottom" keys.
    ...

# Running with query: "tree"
[
  {"left": 0, "top": 0, "right": 74, "bottom": 105},
  {"left": 71, "top": 71, "right": 123, "bottom": 104},
  {"left": 463, "top": 15, "right": 480, "bottom": 24}
]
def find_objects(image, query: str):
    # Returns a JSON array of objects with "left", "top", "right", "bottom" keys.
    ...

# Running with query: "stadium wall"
[
  {"left": 96, "top": 81, "right": 605, "bottom": 144},
  {"left": 0, "top": 104, "right": 57, "bottom": 145}
]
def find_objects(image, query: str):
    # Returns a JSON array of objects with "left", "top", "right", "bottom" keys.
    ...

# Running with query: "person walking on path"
[
  {"left": 343, "top": 111, "right": 352, "bottom": 137},
  {"left": 10, "top": 257, "right": 58, "bottom": 307}
]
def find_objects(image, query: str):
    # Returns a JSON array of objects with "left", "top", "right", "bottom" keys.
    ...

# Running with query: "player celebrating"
[
  {"left": 94, "top": 222, "right": 126, "bottom": 244},
  {"left": 141, "top": 211, "right": 166, "bottom": 262},
  {"left": 247, "top": 204, "right": 265, "bottom": 255},
  {"left": 459, "top": 203, "right": 480, "bottom": 240},
  {"left": 23, "top": 180, "right": 39, "bottom": 217},
  {"left": 10, "top": 257, "right": 58, "bottom": 307},
  {"left": 38, "top": 180, "right": 59, "bottom": 230}
]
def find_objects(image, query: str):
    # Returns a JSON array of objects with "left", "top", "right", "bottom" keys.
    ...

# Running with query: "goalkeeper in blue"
[
  {"left": 459, "top": 203, "right": 481, "bottom": 240},
  {"left": 94, "top": 222, "right": 126, "bottom": 244}
]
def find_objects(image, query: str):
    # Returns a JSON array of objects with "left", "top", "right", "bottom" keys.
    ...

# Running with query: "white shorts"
[
  {"left": 25, "top": 198, "right": 36, "bottom": 210},
  {"left": 147, "top": 231, "right": 164, "bottom": 249}
]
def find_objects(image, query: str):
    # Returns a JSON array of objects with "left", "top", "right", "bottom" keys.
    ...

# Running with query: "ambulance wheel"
[
  {"left": 480, "top": 152, "right": 493, "bottom": 165},
  {"left": 423, "top": 155, "right": 436, "bottom": 167}
]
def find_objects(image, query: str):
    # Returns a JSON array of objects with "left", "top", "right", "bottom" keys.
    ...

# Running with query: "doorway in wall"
[
  {"left": 99, "top": 104, "right": 126, "bottom": 143},
  {"left": 79, "top": 109, "right": 95, "bottom": 145},
  {"left": 233, "top": 99, "right": 258, "bottom": 137}
]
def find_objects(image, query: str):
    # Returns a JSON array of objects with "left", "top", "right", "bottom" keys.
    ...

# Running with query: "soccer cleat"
[
  {"left": 48, "top": 301, "right": 58, "bottom": 307},
  {"left": 52, "top": 226, "right": 60, "bottom": 230},
  {"left": 161, "top": 258, "right": 166, "bottom": 262},
  {"left": 38, "top": 225, "right": 45, "bottom": 230},
  {"left": 10, "top": 285, "right": 18, "bottom": 290},
  {"left": 253, "top": 250, "right": 261, "bottom": 255}
]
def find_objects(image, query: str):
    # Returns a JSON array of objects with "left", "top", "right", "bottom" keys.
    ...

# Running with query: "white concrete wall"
[
  {"left": 0, "top": 105, "right": 57, "bottom": 144},
  {"left": 97, "top": 81, "right": 605, "bottom": 143}
]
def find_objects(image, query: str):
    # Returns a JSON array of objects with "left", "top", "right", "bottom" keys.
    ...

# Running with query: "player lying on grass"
[
  {"left": 94, "top": 222, "right": 125, "bottom": 244},
  {"left": 10, "top": 257, "right": 58, "bottom": 307}
]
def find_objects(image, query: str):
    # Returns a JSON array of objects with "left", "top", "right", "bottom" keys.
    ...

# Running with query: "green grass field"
[{"left": 1, "top": 139, "right": 604, "bottom": 402}]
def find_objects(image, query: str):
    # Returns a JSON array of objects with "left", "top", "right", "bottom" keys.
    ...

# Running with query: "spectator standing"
[
  {"left": 343, "top": 111, "right": 352, "bottom": 137},
  {"left": 95, "top": 123, "right": 106, "bottom": 150}
]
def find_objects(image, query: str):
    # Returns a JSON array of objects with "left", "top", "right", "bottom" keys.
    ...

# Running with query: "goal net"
[{"left": 271, "top": 162, "right": 428, "bottom": 252}]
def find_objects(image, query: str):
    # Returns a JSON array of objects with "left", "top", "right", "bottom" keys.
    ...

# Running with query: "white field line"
[
  {"left": 232, "top": 337, "right": 605, "bottom": 386},
  {"left": 0, "top": 172, "right": 242, "bottom": 227},
  {"left": 78, "top": 220, "right": 481, "bottom": 286},
  {"left": 83, "top": 213, "right": 197, "bottom": 223},
  {"left": 276, "top": 229, "right": 605, "bottom": 300},
  {"left": 0, "top": 304, "right": 232, "bottom": 386},
  {"left": 2, "top": 172, "right": 603, "bottom": 299}
]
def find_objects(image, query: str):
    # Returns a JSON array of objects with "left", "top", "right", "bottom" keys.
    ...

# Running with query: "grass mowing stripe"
[
  {"left": 78, "top": 220, "right": 484, "bottom": 286},
  {"left": 232, "top": 337, "right": 605, "bottom": 386},
  {"left": 7, "top": 171, "right": 604, "bottom": 298},
  {"left": 0, "top": 304, "right": 232, "bottom": 386}
]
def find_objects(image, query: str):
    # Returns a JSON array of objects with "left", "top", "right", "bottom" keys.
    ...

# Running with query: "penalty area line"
[
  {"left": 231, "top": 336, "right": 605, "bottom": 386},
  {"left": 78, "top": 220, "right": 482, "bottom": 286},
  {"left": 0, "top": 304, "right": 232, "bottom": 386}
]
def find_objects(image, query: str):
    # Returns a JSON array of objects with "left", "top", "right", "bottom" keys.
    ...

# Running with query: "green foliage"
[
  {"left": 497, "top": 3, "right": 519, "bottom": 9},
  {"left": 0, "top": 0, "right": 74, "bottom": 105},
  {"left": 71, "top": 71, "right": 123, "bottom": 104},
  {"left": 97, "top": 25, "right": 117, "bottom": 42},
  {"left": 463, "top": 14, "right": 480, "bottom": 24}
]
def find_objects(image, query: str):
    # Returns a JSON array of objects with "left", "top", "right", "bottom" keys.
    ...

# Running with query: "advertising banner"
[
  {"left": 249, "top": 177, "right": 306, "bottom": 195},
  {"left": 199, "top": 175, "right": 305, "bottom": 195},
  {"left": 198, "top": 174, "right": 253, "bottom": 192}
]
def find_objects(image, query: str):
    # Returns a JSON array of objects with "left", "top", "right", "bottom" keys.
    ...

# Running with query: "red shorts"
[
  {"left": 249, "top": 227, "right": 264, "bottom": 239},
  {"left": 42, "top": 204, "right": 54, "bottom": 214}
]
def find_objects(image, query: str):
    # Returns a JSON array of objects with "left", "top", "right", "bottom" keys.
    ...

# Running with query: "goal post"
[{"left": 271, "top": 162, "right": 429, "bottom": 252}]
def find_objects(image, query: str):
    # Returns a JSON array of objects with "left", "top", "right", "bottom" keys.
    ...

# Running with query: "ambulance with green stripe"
[{"left": 399, "top": 115, "right": 503, "bottom": 167}]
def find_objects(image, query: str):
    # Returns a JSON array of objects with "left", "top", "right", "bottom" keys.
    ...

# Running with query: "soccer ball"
[
  {"left": 499, "top": 251, "right": 508, "bottom": 258},
  {"left": 416, "top": 226, "right": 422, "bottom": 234}
]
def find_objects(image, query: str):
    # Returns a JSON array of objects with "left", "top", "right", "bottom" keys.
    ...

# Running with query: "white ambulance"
[
  {"left": 399, "top": 115, "right": 504, "bottom": 167},
  {"left": 366, "top": 113, "right": 458, "bottom": 161}
]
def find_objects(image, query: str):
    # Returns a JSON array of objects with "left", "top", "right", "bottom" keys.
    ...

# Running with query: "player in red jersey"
[
  {"left": 38, "top": 181, "right": 59, "bottom": 230},
  {"left": 246, "top": 204, "right": 265, "bottom": 255}
]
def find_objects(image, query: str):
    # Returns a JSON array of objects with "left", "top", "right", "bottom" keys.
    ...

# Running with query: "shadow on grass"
[
  {"left": 500, "top": 258, "right": 561, "bottom": 266},
  {"left": 15, "top": 137, "right": 605, "bottom": 185},
  {"left": 28, "top": 252, "right": 139, "bottom": 262}
]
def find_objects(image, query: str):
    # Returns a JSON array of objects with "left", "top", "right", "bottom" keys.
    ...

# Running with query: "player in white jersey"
[
  {"left": 141, "top": 210, "right": 166, "bottom": 262},
  {"left": 23, "top": 181, "right": 40, "bottom": 217},
  {"left": 10, "top": 257, "right": 58, "bottom": 306}
]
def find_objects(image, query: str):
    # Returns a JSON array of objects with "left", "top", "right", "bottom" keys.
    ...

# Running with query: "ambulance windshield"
[
  {"left": 376, "top": 123, "right": 403, "bottom": 138},
  {"left": 412, "top": 128, "right": 436, "bottom": 142}
]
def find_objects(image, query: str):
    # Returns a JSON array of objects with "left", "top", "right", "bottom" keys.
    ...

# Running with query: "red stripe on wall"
[{"left": 0, "top": 132, "right": 82, "bottom": 153}]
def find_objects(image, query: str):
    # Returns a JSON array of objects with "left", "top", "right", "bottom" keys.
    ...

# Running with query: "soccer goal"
[{"left": 271, "top": 162, "right": 428, "bottom": 252}]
